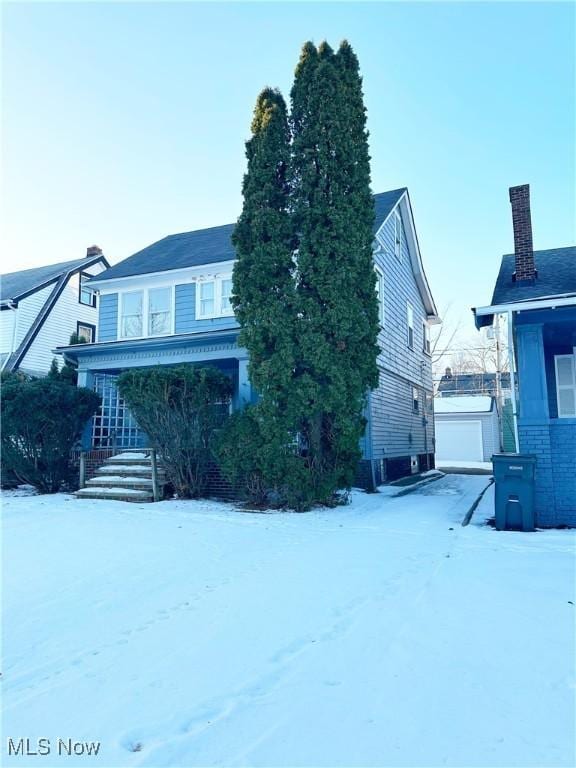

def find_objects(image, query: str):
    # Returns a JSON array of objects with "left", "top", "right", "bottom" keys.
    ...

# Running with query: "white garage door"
[{"left": 435, "top": 420, "right": 483, "bottom": 462}]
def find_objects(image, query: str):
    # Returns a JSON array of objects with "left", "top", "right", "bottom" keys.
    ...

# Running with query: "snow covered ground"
[{"left": 2, "top": 476, "right": 575, "bottom": 768}]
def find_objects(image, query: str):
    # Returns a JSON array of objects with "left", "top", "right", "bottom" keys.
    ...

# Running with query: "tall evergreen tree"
[
  {"left": 288, "top": 40, "right": 380, "bottom": 501},
  {"left": 232, "top": 87, "right": 295, "bottom": 398},
  {"left": 228, "top": 88, "right": 306, "bottom": 503},
  {"left": 227, "top": 43, "right": 379, "bottom": 509}
]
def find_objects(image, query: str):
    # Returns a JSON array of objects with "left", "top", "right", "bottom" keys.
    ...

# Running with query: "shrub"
[
  {"left": 215, "top": 403, "right": 330, "bottom": 511},
  {"left": 1, "top": 375, "right": 101, "bottom": 493},
  {"left": 117, "top": 365, "right": 233, "bottom": 499}
]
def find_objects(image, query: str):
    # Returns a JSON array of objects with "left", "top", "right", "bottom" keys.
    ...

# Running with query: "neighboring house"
[
  {"left": 438, "top": 369, "right": 511, "bottom": 398},
  {"left": 434, "top": 396, "right": 500, "bottom": 463},
  {"left": 58, "top": 189, "right": 439, "bottom": 490},
  {"left": 474, "top": 184, "right": 576, "bottom": 526},
  {"left": 1, "top": 247, "right": 109, "bottom": 377}
]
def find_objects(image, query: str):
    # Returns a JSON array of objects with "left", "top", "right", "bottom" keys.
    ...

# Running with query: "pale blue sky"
[{"left": 2, "top": 1, "right": 574, "bottom": 336}]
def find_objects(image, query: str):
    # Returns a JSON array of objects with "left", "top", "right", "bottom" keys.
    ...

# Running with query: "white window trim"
[
  {"left": 423, "top": 321, "right": 431, "bottom": 356},
  {"left": 554, "top": 352, "right": 576, "bottom": 418},
  {"left": 195, "top": 275, "right": 234, "bottom": 320},
  {"left": 117, "top": 286, "right": 176, "bottom": 340},
  {"left": 375, "top": 266, "right": 385, "bottom": 326},
  {"left": 407, "top": 302, "right": 414, "bottom": 349},
  {"left": 394, "top": 210, "right": 402, "bottom": 260}
]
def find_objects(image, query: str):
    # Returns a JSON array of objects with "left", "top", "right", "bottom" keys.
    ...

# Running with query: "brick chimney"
[
  {"left": 509, "top": 184, "right": 536, "bottom": 282},
  {"left": 86, "top": 245, "right": 103, "bottom": 258}
]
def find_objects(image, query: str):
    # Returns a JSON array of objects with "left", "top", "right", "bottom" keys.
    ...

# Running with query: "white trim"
[
  {"left": 407, "top": 301, "right": 414, "bottom": 349},
  {"left": 422, "top": 321, "right": 431, "bottom": 356},
  {"left": 475, "top": 295, "right": 576, "bottom": 317},
  {"left": 90, "top": 261, "right": 237, "bottom": 293},
  {"left": 374, "top": 265, "right": 385, "bottom": 326},
  {"left": 195, "top": 275, "right": 234, "bottom": 320},
  {"left": 394, "top": 209, "right": 402, "bottom": 260},
  {"left": 554, "top": 353, "right": 576, "bottom": 418},
  {"left": 117, "top": 286, "right": 176, "bottom": 341}
]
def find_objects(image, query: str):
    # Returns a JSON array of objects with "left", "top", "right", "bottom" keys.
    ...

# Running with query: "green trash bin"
[{"left": 492, "top": 454, "right": 536, "bottom": 531}]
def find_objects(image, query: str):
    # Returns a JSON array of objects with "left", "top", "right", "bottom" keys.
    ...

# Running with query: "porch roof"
[{"left": 55, "top": 328, "right": 242, "bottom": 365}]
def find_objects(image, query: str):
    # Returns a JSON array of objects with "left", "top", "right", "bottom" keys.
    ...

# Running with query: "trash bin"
[{"left": 492, "top": 453, "right": 536, "bottom": 531}]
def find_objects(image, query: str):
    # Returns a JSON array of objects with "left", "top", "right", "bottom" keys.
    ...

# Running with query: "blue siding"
[
  {"left": 366, "top": 205, "right": 434, "bottom": 461},
  {"left": 98, "top": 293, "right": 118, "bottom": 342},
  {"left": 175, "top": 283, "right": 239, "bottom": 334}
]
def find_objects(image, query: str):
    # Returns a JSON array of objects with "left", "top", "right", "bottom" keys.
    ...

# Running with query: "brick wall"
[
  {"left": 550, "top": 422, "right": 576, "bottom": 523},
  {"left": 519, "top": 420, "right": 576, "bottom": 527}
]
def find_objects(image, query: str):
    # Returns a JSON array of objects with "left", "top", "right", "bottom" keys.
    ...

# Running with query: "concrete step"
[
  {"left": 75, "top": 487, "right": 154, "bottom": 503},
  {"left": 104, "top": 453, "right": 154, "bottom": 466},
  {"left": 86, "top": 475, "right": 154, "bottom": 490},
  {"left": 96, "top": 464, "right": 166, "bottom": 478}
]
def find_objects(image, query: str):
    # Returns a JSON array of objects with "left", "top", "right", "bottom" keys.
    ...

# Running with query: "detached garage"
[{"left": 434, "top": 396, "right": 500, "bottom": 462}]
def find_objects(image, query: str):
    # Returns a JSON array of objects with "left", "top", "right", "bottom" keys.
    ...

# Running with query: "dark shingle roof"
[
  {"left": 491, "top": 246, "right": 576, "bottom": 305},
  {"left": 93, "top": 190, "right": 408, "bottom": 283},
  {"left": 1, "top": 257, "right": 93, "bottom": 302},
  {"left": 438, "top": 372, "right": 511, "bottom": 397}
]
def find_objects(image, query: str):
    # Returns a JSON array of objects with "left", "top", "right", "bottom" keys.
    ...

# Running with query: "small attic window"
[
  {"left": 394, "top": 210, "right": 402, "bottom": 260},
  {"left": 79, "top": 273, "right": 96, "bottom": 307}
]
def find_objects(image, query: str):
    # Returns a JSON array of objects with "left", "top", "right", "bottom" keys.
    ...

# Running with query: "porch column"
[
  {"left": 234, "top": 358, "right": 252, "bottom": 410},
  {"left": 515, "top": 323, "right": 549, "bottom": 420}
]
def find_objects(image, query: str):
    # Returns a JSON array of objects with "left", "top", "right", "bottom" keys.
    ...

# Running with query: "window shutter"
[{"left": 555, "top": 355, "right": 576, "bottom": 417}]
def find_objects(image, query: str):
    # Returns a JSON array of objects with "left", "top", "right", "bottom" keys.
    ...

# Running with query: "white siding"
[
  {"left": 0, "top": 309, "right": 16, "bottom": 356},
  {"left": 19, "top": 262, "right": 105, "bottom": 375}
]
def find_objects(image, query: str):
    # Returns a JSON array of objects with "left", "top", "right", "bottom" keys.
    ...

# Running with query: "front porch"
[
  {"left": 515, "top": 306, "right": 576, "bottom": 526},
  {"left": 58, "top": 329, "right": 253, "bottom": 452}
]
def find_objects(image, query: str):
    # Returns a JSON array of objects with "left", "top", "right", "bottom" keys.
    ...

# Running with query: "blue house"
[
  {"left": 58, "top": 189, "right": 439, "bottom": 494},
  {"left": 475, "top": 185, "right": 576, "bottom": 527}
]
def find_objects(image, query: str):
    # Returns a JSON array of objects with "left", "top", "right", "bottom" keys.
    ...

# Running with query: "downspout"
[{"left": 507, "top": 310, "right": 520, "bottom": 452}]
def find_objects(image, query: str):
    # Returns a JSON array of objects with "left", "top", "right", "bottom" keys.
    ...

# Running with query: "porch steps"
[{"left": 75, "top": 450, "right": 168, "bottom": 503}]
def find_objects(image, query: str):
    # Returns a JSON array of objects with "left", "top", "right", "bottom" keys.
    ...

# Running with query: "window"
[
  {"left": 196, "top": 277, "right": 234, "bottom": 319},
  {"left": 394, "top": 210, "right": 402, "bottom": 259},
  {"left": 221, "top": 278, "right": 233, "bottom": 315},
  {"left": 423, "top": 322, "right": 431, "bottom": 355},
  {"left": 120, "top": 291, "right": 143, "bottom": 338},
  {"left": 407, "top": 303, "right": 414, "bottom": 349},
  {"left": 412, "top": 386, "right": 419, "bottom": 412},
  {"left": 79, "top": 273, "right": 97, "bottom": 307},
  {"left": 555, "top": 354, "right": 576, "bottom": 417},
  {"left": 148, "top": 287, "right": 172, "bottom": 336},
  {"left": 374, "top": 267, "right": 385, "bottom": 325},
  {"left": 76, "top": 322, "right": 95, "bottom": 343}
]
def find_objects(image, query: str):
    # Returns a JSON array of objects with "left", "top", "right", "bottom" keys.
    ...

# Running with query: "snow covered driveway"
[{"left": 3, "top": 476, "right": 575, "bottom": 768}]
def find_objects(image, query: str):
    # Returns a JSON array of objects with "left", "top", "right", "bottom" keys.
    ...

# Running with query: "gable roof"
[
  {"left": 491, "top": 247, "right": 576, "bottom": 305},
  {"left": 1, "top": 253, "right": 109, "bottom": 373},
  {"left": 90, "top": 189, "right": 410, "bottom": 285},
  {"left": 1, "top": 255, "right": 108, "bottom": 304}
]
